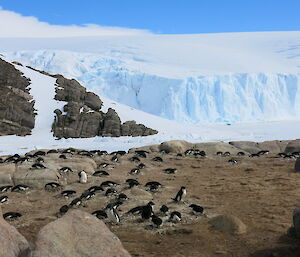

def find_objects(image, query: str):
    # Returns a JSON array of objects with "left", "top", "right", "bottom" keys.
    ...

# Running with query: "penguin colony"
[{"left": 0, "top": 147, "right": 298, "bottom": 232}]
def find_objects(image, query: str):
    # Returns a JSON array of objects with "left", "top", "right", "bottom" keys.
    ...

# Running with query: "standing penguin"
[
  {"left": 173, "top": 186, "right": 186, "bottom": 202},
  {"left": 106, "top": 204, "right": 120, "bottom": 224},
  {"left": 78, "top": 170, "right": 87, "bottom": 184},
  {"left": 141, "top": 201, "right": 155, "bottom": 220}
]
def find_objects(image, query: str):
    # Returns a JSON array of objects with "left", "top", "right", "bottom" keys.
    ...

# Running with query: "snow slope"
[{"left": 2, "top": 31, "right": 300, "bottom": 124}]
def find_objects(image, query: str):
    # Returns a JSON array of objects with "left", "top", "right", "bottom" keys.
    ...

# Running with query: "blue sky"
[{"left": 1, "top": 0, "right": 300, "bottom": 34}]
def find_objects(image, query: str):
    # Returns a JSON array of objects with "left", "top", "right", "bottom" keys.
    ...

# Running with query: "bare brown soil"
[{"left": 1, "top": 152, "right": 300, "bottom": 257}]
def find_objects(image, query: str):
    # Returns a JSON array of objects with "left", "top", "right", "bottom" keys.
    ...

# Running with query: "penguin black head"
[{"left": 148, "top": 201, "right": 155, "bottom": 206}]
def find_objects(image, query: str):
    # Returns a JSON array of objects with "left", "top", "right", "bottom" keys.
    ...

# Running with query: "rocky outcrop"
[
  {"left": 31, "top": 210, "right": 131, "bottom": 257},
  {"left": 295, "top": 158, "right": 300, "bottom": 172},
  {"left": 50, "top": 73, "right": 157, "bottom": 138},
  {"left": 0, "top": 206, "right": 30, "bottom": 257},
  {"left": 285, "top": 140, "right": 300, "bottom": 153},
  {"left": 0, "top": 58, "right": 34, "bottom": 136}
]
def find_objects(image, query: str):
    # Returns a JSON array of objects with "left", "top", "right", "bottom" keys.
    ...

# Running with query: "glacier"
[
  {"left": 6, "top": 50, "right": 300, "bottom": 124},
  {"left": 2, "top": 31, "right": 300, "bottom": 124}
]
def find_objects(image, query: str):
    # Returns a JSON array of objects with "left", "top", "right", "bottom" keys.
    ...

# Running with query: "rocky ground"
[{"left": 0, "top": 140, "right": 300, "bottom": 257}]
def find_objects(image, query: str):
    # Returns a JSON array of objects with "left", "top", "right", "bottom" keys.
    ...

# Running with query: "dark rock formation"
[
  {"left": 51, "top": 74, "right": 157, "bottom": 138},
  {"left": 0, "top": 58, "right": 35, "bottom": 136}
]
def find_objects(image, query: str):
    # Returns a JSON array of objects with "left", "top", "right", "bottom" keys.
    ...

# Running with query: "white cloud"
[{"left": 0, "top": 8, "right": 150, "bottom": 38}]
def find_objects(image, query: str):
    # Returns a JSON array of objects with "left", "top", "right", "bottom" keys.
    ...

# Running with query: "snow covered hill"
[{"left": 2, "top": 31, "right": 300, "bottom": 124}]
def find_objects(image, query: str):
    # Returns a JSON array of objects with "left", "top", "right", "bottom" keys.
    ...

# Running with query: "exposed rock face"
[
  {"left": 31, "top": 210, "right": 131, "bottom": 257},
  {"left": 51, "top": 75, "right": 157, "bottom": 138},
  {"left": 0, "top": 58, "right": 34, "bottom": 136},
  {"left": 228, "top": 141, "right": 261, "bottom": 154},
  {"left": 209, "top": 214, "right": 247, "bottom": 235},
  {"left": 0, "top": 206, "right": 30, "bottom": 257},
  {"left": 159, "top": 140, "right": 193, "bottom": 153}
]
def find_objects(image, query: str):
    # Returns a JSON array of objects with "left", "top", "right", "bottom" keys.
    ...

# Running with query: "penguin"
[
  {"left": 117, "top": 193, "right": 128, "bottom": 201},
  {"left": 11, "top": 184, "right": 29, "bottom": 192},
  {"left": 47, "top": 149, "right": 58, "bottom": 154},
  {"left": 129, "top": 156, "right": 141, "bottom": 162},
  {"left": 151, "top": 215, "right": 163, "bottom": 228},
  {"left": 92, "top": 210, "right": 107, "bottom": 219},
  {"left": 60, "top": 167, "right": 73, "bottom": 173},
  {"left": 14, "top": 157, "right": 29, "bottom": 164},
  {"left": 99, "top": 162, "right": 109, "bottom": 168},
  {"left": 105, "top": 201, "right": 123, "bottom": 210},
  {"left": 185, "top": 149, "right": 194, "bottom": 155},
  {"left": 228, "top": 159, "right": 238, "bottom": 164},
  {"left": 31, "top": 163, "right": 46, "bottom": 169},
  {"left": 152, "top": 156, "right": 163, "bottom": 162},
  {"left": 59, "top": 154, "right": 67, "bottom": 159},
  {"left": 100, "top": 181, "right": 119, "bottom": 188},
  {"left": 189, "top": 204, "right": 204, "bottom": 215},
  {"left": 60, "top": 190, "right": 76, "bottom": 198},
  {"left": 237, "top": 151, "right": 245, "bottom": 156},
  {"left": 177, "top": 153, "right": 183, "bottom": 157},
  {"left": 160, "top": 205, "right": 169, "bottom": 215},
  {"left": 59, "top": 205, "right": 69, "bottom": 215},
  {"left": 105, "top": 188, "right": 118, "bottom": 197},
  {"left": 145, "top": 181, "right": 162, "bottom": 188},
  {"left": 78, "top": 170, "right": 88, "bottom": 184},
  {"left": 80, "top": 190, "right": 95, "bottom": 200},
  {"left": 138, "top": 163, "right": 146, "bottom": 169},
  {"left": 173, "top": 186, "right": 186, "bottom": 202},
  {"left": 135, "top": 151, "right": 148, "bottom": 158},
  {"left": 222, "top": 152, "right": 231, "bottom": 156},
  {"left": 36, "top": 157, "right": 45, "bottom": 163},
  {"left": 257, "top": 150, "right": 269, "bottom": 156},
  {"left": 61, "top": 149, "right": 73, "bottom": 154},
  {"left": 69, "top": 197, "right": 82, "bottom": 207},
  {"left": 98, "top": 151, "right": 108, "bottom": 156},
  {"left": 164, "top": 168, "right": 177, "bottom": 174},
  {"left": 141, "top": 201, "right": 155, "bottom": 220},
  {"left": 129, "top": 168, "right": 140, "bottom": 175},
  {"left": 3, "top": 212, "right": 22, "bottom": 220},
  {"left": 88, "top": 186, "right": 104, "bottom": 193},
  {"left": 93, "top": 170, "right": 109, "bottom": 177},
  {"left": 216, "top": 151, "right": 223, "bottom": 156},
  {"left": 106, "top": 204, "right": 120, "bottom": 224},
  {"left": 33, "top": 151, "right": 46, "bottom": 157},
  {"left": 126, "top": 206, "right": 144, "bottom": 215},
  {"left": 44, "top": 182, "right": 61, "bottom": 191},
  {"left": 194, "top": 150, "right": 206, "bottom": 157},
  {"left": 0, "top": 185, "right": 12, "bottom": 192},
  {"left": 169, "top": 211, "right": 182, "bottom": 223},
  {"left": 111, "top": 155, "right": 119, "bottom": 162},
  {"left": 0, "top": 195, "right": 8, "bottom": 203},
  {"left": 126, "top": 179, "right": 139, "bottom": 188}
]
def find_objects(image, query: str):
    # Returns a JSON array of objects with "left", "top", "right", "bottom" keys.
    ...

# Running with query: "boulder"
[
  {"left": 14, "top": 165, "right": 62, "bottom": 189},
  {"left": 296, "top": 158, "right": 300, "bottom": 172},
  {"left": 209, "top": 214, "right": 247, "bottom": 235},
  {"left": 193, "top": 142, "right": 244, "bottom": 156},
  {"left": 129, "top": 188, "right": 153, "bottom": 201},
  {"left": 129, "top": 144, "right": 160, "bottom": 153},
  {"left": 257, "top": 140, "right": 287, "bottom": 153},
  {"left": 121, "top": 121, "right": 157, "bottom": 137},
  {"left": 84, "top": 92, "right": 103, "bottom": 111},
  {"left": 31, "top": 210, "right": 131, "bottom": 257},
  {"left": 101, "top": 108, "right": 122, "bottom": 137},
  {"left": 288, "top": 206, "right": 300, "bottom": 238},
  {"left": 228, "top": 141, "right": 261, "bottom": 154},
  {"left": 0, "top": 206, "right": 30, "bottom": 257},
  {"left": 0, "top": 163, "right": 16, "bottom": 186},
  {"left": 285, "top": 140, "right": 300, "bottom": 154},
  {"left": 159, "top": 140, "right": 193, "bottom": 153}
]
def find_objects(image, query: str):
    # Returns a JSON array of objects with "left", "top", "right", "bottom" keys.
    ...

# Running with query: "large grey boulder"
[
  {"left": 229, "top": 141, "right": 261, "bottom": 154},
  {"left": 209, "top": 214, "right": 247, "bottom": 235},
  {"left": 31, "top": 210, "right": 131, "bottom": 257},
  {"left": 285, "top": 140, "right": 300, "bottom": 154},
  {"left": 0, "top": 206, "right": 30, "bottom": 257},
  {"left": 0, "top": 163, "right": 16, "bottom": 186},
  {"left": 193, "top": 142, "right": 244, "bottom": 156},
  {"left": 101, "top": 108, "right": 122, "bottom": 137},
  {"left": 159, "top": 140, "right": 193, "bottom": 153}
]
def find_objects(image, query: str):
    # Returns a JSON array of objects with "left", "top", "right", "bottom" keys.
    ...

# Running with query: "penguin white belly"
[{"left": 79, "top": 172, "right": 87, "bottom": 184}]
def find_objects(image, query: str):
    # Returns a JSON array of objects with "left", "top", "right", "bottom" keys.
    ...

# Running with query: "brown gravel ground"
[{"left": 1, "top": 151, "right": 300, "bottom": 257}]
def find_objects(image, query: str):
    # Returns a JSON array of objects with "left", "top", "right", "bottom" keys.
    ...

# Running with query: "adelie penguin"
[
  {"left": 93, "top": 170, "right": 109, "bottom": 177},
  {"left": 126, "top": 179, "right": 139, "bottom": 188},
  {"left": 59, "top": 205, "right": 69, "bottom": 216},
  {"left": 44, "top": 182, "right": 61, "bottom": 191},
  {"left": 160, "top": 205, "right": 169, "bottom": 215},
  {"left": 78, "top": 170, "right": 88, "bottom": 184},
  {"left": 151, "top": 215, "right": 163, "bottom": 228},
  {"left": 189, "top": 204, "right": 204, "bottom": 215},
  {"left": 129, "top": 168, "right": 140, "bottom": 175},
  {"left": 0, "top": 185, "right": 12, "bottom": 192},
  {"left": 3, "top": 212, "right": 22, "bottom": 220},
  {"left": 0, "top": 195, "right": 8, "bottom": 203},
  {"left": 141, "top": 201, "right": 155, "bottom": 220},
  {"left": 92, "top": 210, "right": 107, "bottom": 219},
  {"left": 60, "top": 167, "right": 73, "bottom": 173},
  {"left": 173, "top": 186, "right": 186, "bottom": 202},
  {"left": 106, "top": 204, "right": 120, "bottom": 224},
  {"left": 11, "top": 184, "right": 29, "bottom": 192},
  {"left": 169, "top": 211, "right": 182, "bottom": 223},
  {"left": 31, "top": 163, "right": 46, "bottom": 169}
]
